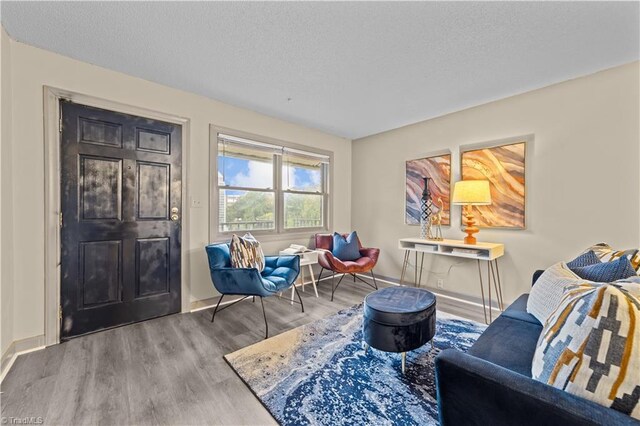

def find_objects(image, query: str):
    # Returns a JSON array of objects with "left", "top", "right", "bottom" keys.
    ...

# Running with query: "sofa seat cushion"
[
  {"left": 468, "top": 315, "right": 542, "bottom": 377},
  {"left": 501, "top": 294, "right": 542, "bottom": 325}
]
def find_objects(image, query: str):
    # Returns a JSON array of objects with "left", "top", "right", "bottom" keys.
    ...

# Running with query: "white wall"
[
  {"left": 1, "top": 26, "right": 14, "bottom": 359},
  {"left": 4, "top": 37, "right": 351, "bottom": 344},
  {"left": 352, "top": 62, "right": 640, "bottom": 305}
]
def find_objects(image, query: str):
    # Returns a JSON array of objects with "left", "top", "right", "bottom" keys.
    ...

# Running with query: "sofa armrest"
[{"left": 435, "top": 349, "right": 638, "bottom": 426}]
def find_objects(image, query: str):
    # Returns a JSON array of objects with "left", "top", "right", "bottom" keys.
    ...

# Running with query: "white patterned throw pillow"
[
  {"left": 229, "top": 233, "right": 265, "bottom": 271},
  {"left": 532, "top": 281, "right": 640, "bottom": 419},
  {"left": 526, "top": 262, "right": 585, "bottom": 324}
]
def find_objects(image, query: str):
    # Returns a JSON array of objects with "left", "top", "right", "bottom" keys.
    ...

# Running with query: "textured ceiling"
[{"left": 2, "top": 1, "right": 639, "bottom": 139}]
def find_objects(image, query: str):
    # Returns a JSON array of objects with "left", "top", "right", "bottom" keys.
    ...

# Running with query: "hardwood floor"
[{"left": 1, "top": 277, "right": 388, "bottom": 425}]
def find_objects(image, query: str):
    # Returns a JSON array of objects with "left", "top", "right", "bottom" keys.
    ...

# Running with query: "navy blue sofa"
[{"left": 435, "top": 271, "right": 640, "bottom": 426}]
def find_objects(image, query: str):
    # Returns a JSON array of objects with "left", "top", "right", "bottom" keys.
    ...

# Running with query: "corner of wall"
[{"left": 1, "top": 24, "right": 16, "bottom": 363}]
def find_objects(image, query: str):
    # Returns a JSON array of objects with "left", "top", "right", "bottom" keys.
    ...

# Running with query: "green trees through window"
[{"left": 216, "top": 133, "right": 329, "bottom": 234}]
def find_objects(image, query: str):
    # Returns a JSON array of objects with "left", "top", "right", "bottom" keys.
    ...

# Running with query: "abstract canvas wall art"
[
  {"left": 460, "top": 140, "right": 526, "bottom": 228},
  {"left": 406, "top": 153, "right": 451, "bottom": 225}
]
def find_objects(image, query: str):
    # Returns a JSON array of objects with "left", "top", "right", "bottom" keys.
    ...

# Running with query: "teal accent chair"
[{"left": 205, "top": 243, "right": 302, "bottom": 338}]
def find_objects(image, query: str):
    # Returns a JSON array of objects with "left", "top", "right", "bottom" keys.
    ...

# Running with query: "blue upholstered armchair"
[{"left": 205, "top": 243, "right": 302, "bottom": 338}]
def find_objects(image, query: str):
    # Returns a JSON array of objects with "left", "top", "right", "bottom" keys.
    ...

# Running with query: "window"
[{"left": 214, "top": 131, "right": 330, "bottom": 235}]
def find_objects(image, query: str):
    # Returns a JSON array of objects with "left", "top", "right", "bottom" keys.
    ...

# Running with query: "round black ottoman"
[{"left": 363, "top": 287, "right": 436, "bottom": 373}]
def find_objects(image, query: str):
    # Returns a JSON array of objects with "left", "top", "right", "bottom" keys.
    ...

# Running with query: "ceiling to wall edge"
[
  {"left": 352, "top": 59, "right": 639, "bottom": 143},
  {"left": 2, "top": 26, "right": 638, "bottom": 144}
]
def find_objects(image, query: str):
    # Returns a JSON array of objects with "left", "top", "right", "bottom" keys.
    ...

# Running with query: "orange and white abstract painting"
[
  {"left": 406, "top": 153, "right": 451, "bottom": 225},
  {"left": 461, "top": 141, "right": 526, "bottom": 228}
]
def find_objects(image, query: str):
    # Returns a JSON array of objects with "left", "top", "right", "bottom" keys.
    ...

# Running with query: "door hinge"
[
  {"left": 58, "top": 305, "right": 63, "bottom": 321},
  {"left": 59, "top": 116, "right": 63, "bottom": 133},
  {"left": 59, "top": 211, "right": 63, "bottom": 228}
]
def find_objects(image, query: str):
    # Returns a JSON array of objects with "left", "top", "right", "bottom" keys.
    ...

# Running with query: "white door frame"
[{"left": 43, "top": 86, "right": 191, "bottom": 346}]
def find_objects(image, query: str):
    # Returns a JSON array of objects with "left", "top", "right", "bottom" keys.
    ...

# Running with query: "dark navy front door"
[{"left": 60, "top": 101, "right": 182, "bottom": 340}]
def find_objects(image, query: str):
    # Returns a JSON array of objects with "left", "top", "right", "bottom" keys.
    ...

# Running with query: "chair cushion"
[
  {"left": 262, "top": 266, "right": 275, "bottom": 276},
  {"left": 229, "top": 233, "right": 265, "bottom": 271},
  {"left": 501, "top": 294, "right": 541, "bottom": 325},
  {"left": 468, "top": 315, "right": 542, "bottom": 377},
  {"left": 341, "top": 257, "right": 374, "bottom": 269},
  {"left": 260, "top": 276, "right": 289, "bottom": 292},
  {"left": 261, "top": 266, "right": 298, "bottom": 292},
  {"left": 571, "top": 255, "right": 636, "bottom": 282},
  {"left": 332, "top": 231, "right": 361, "bottom": 261},
  {"left": 532, "top": 281, "right": 640, "bottom": 419},
  {"left": 264, "top": 266, "right": 298, "bottom": 282}
]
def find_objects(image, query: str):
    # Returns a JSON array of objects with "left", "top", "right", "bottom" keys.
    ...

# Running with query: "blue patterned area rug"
[{"left": 224, "top": 304, "right": 486, "bottom": 425}]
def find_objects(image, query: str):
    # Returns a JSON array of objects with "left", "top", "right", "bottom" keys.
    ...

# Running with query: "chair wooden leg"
[
  {"left": 211, "top": 295, "right": 224, "bottom": 323},
  {"left": 309, "top": 264, "right": 318, "bottom": 298},
  {"left": 260, "top": 297, "right": 269, "bottom": 339}
]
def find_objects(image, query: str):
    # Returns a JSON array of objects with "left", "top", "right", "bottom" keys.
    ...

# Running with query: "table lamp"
[{"left": 452, "top": 180, "right": 492, "bottom": 245}]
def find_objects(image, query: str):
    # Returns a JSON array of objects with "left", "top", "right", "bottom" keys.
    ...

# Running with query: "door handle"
[{"left": 171, "top": 207, "right": 180, "bottom": 221}]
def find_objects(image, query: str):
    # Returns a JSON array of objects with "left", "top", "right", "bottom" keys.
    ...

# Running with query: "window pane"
[
  {"left": 219, "top": 190, "right": 275, "bottom": 232},
  {"left": 218, "top": 141, "right": 273, "bottom": 189},
  {"left": 282, "top": 155, "right": 322, "bottom": 192},
  {"left": 284, "top": 193, "right": 323, "bottom": 229}
]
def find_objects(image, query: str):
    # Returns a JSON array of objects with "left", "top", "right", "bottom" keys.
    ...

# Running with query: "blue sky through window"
[{"left": 218, "top": 156, "right": 320, "bottom": 192}]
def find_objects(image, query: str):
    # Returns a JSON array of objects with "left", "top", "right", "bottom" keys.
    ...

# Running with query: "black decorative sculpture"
[{"left": 420, "top": 177, "right": 434, "bottom": 239}]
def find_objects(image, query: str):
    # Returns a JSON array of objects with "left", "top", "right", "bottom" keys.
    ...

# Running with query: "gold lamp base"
[{"left": 463, "top": 206, "right": 480, "bottom": 245}]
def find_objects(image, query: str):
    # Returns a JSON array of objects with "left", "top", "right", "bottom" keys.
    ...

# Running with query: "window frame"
[{"left": 209, "top": 125, "right": 332, "bottom": 243}]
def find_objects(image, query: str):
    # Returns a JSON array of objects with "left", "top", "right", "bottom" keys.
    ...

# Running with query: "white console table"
[{"left": 398, "top": 238, "right": 505, "bottom": 324}]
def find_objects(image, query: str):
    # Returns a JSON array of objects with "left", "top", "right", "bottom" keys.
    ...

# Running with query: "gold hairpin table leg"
[
  {"left": 400, "top": 250, "right": 409, "bottom": 285},
  {"left": 418, "top": 253, "right": 425, "bottom": 287},
  {"left": 414, "top": 252, "right": 418, "bottom": 287},
  {"left": 477, "top": 259, "right": 488, "bottom": 324}
]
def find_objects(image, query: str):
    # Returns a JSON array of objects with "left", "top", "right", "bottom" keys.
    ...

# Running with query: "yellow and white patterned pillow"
[
  {"left": 532, "top": 280, "right": 640, "bottom": 419},
  {"left": 584, "top": 243, "right": 640, "bottom": 273},
  {"left": 229, "top": 233, "right": 265, "bottom": 271}
]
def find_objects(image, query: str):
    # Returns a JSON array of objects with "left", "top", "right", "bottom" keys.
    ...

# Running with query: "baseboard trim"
[
  {"left": 1, "top": 334, "right": 46, "bottom": 382},
  {"left": 192, "top": 271, "right": 499, "bottom": 324},
  {"left": 354, "top": 272, "right": 499, "bottom": 324},
  {"left": 190, "top": 295, "right": 260, "bottom": 312}
]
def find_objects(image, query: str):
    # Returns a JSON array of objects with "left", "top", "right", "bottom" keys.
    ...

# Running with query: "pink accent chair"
[{"left": 314, "top": 233, "right": 380, "bottom": 301}]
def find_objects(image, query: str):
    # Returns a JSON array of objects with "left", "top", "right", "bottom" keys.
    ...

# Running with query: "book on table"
[{"left": 281, "top": 244, "right": 311, "bottom": 255}]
